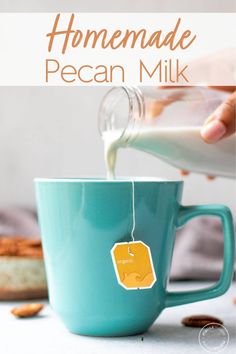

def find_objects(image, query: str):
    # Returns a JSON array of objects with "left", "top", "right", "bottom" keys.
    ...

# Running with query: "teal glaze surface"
[{"left": 35, "top": 179, "right": 235, "bottom": 337}]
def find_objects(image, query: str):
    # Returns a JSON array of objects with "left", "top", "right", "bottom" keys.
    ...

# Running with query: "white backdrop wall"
[
  {"left": 0, "top": 1, "right": 235, "bottom": 213},
  {"left": 0, "top": 0, "right": 235, "bottom": 12}
]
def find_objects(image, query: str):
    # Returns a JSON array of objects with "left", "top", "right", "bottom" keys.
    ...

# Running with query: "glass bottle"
[{"left": 98, "top": 87, "right": 236, "bottom": 178}]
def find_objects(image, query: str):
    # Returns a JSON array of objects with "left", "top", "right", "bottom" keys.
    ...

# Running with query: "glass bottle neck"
[{"left": 98, "top": 86, "right": 145, "bottom": 144}]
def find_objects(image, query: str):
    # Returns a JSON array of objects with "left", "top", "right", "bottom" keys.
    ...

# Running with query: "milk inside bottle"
[{"left": 99, "top": 87, "right": 236, "bottom": 179}]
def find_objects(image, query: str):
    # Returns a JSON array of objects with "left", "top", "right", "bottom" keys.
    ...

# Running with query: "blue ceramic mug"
[{"left": 35, "top": 178, "right": 235, "bottom": 336}]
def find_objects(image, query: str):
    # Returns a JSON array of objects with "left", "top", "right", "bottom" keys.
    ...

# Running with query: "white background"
[{"left": 0, "top": 0, "right": 235, "bottom": 214}]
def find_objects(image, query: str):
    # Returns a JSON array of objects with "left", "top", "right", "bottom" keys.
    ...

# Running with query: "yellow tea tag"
[{"left": 111, "top": 241, "right": 156, "bottom": 290}]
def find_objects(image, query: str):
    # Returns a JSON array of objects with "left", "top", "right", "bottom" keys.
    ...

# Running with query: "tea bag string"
[{"left": 130, "top": 180, "right": 135, "bottom": 242}]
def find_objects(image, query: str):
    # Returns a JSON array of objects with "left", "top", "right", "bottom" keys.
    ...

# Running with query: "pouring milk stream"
[{"left": 99, "top": 87, "right": 236, "bottom": 179}]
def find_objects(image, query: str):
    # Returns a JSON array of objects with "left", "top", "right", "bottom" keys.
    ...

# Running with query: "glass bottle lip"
[
  {"left": 98, "top": 86, "right": 228, "bottom": 141},
  {"left": 98, "top": 86, "right": 145, "bottom": 144}
]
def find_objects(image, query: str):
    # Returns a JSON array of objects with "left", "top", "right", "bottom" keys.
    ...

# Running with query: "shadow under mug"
[{"left": 35, "top": 178, "right": 235, "bottom": 337}]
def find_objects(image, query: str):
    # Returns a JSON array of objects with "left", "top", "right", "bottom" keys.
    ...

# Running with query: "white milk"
[{"left": 103, "top": 127, "right": 236, "bottom": 179}]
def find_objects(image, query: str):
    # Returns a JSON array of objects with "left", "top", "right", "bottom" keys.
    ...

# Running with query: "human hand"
[{"left": 201, "top": 87, "right": 236, "bottom": 143}]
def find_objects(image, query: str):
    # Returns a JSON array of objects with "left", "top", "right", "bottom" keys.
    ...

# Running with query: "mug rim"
[{"left": 34, "top": 177, "right": 183, "bottom": 184}]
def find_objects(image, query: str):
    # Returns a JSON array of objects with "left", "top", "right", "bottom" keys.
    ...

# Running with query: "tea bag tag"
[
  {"left": 111, "top": 181, "right": 156, "bottom": 290},
  {"left": 111, "top": 241, "right": 156, "bottom": 290}
]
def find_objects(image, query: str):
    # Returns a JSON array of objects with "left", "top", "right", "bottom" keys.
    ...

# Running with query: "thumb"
[{"left": 201, "top": 91, "right": 236, "bottom": 143}]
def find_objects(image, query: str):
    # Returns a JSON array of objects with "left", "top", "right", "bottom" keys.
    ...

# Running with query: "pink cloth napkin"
[
  {"left": 171, "top": 217, "right": 236, "bottom": 280},
  {"left": 0, "top": 208, "right": 39, "bottom": 238}
]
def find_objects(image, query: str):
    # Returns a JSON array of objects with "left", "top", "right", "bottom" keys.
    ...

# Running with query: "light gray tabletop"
[{"left": 1, "top": 282, "right": 236, "bottom": 354}]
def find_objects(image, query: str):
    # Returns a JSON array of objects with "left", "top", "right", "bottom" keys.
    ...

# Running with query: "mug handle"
[{"left": 165, "top": 205, "right": 235, "bottom": 308}]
